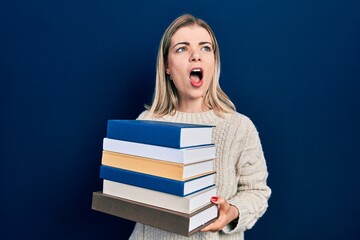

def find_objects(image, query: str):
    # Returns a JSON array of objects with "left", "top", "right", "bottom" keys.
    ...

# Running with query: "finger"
[
  {"left": 211, "top": 196, "right": 230, "bottom": 210},
  {"left": 200, "top": 224, "right": 212, "bottom": 232},
  {"left": 200, "top": 219, "right": 224, "bottom": 232},
  {"left": 211, "top": 196, "right": 219, "bottom": 203}
]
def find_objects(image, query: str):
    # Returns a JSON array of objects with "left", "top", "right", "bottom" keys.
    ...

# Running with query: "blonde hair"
[{"left": 146, "top": 14, "right": 236, "bottom": 117}]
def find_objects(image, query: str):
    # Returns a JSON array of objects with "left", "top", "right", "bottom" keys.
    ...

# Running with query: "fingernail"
[{"left": 211, "top": 196, "right": 218, "bottom": 202}]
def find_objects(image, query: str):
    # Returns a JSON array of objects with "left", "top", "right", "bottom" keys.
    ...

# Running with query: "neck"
[{"left": 177, "top": 99, "right": 209, "bottom": 113}]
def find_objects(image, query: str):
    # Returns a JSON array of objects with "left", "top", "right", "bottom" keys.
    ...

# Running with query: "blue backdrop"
[{"left": 1, "top": 0, "right": 359, "bottom": 239}]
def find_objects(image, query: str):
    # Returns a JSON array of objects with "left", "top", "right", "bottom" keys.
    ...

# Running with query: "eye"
[
  {"left": 201, "top": 45, "right": 212, "bottom": 52},
  {"left": 176, "top": 47, "right": 187, "bottom": 53}
]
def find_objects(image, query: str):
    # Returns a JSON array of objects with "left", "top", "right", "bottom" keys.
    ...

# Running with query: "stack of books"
[{"left": 92, "top": 120, "right": 218, "bottom": 237}]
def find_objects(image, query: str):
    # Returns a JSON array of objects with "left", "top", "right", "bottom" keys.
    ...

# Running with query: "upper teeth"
[{"left": 192, "top": 69, "right": 201, "bottom": 72}]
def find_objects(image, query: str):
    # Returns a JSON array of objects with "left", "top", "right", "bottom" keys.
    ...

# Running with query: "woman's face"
[{"left": 166, "top": 25, "right": 215, "bottom": 111}]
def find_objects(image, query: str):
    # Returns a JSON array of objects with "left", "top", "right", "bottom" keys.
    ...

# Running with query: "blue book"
[
  {"left": 100, "top": 165, "right": 216, "bottom": 196},
  {"left": 106, "top": 120, "right": 214, "bottom": 148}
]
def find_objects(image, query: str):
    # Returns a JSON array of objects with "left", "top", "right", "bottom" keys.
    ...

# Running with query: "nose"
[{"left": 189, "top": 50, "right": 201, "bottom": 62}]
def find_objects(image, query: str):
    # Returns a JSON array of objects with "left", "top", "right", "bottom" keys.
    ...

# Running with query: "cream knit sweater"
[{"left": 129, "top": 110, "right": 271, "bottom": 240}]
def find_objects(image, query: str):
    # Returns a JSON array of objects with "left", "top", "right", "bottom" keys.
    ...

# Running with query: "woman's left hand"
[{"left": 200, "top": 196, "right": 239, "bottom": 232}]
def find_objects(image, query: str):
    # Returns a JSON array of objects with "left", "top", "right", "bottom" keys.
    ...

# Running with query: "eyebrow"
[{"left": 172, "top": 41, "right": 212, "bottom": 49}]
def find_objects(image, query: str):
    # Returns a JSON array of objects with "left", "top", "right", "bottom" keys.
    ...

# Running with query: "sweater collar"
[{"left": 160, "top": 110, "right": 226, "bottom": 125}]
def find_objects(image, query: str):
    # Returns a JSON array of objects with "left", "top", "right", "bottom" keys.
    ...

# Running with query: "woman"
[{"left": 129, "top": 14, "right": 271, "bottom": 240}]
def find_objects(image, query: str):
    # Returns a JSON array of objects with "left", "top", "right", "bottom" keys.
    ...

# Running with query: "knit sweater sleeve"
[{"left": 222, "top": 117, "right": 271, "bottom": 234}]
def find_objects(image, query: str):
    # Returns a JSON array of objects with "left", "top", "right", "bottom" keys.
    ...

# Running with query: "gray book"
[{"left": 91, "top": 191, "right": 218, "bottom": 237}]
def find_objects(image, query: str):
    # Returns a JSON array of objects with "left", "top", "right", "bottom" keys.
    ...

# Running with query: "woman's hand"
[{"left": 200, "top": 196, "right": 239, "bottom": 232}]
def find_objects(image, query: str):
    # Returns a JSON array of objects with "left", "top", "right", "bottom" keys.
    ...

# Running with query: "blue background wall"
[{"left": 1, "top": 0, "right": 359, "bottom": 239}]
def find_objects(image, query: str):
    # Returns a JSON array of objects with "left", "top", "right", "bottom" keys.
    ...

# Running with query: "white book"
[
  {"left": 103, "top": 180, "right": 217, "bottom": 214},
  {"left": 103, "top": 138, "right": 216, "bottom": 164}
]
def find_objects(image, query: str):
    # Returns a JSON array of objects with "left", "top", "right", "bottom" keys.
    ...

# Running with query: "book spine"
[
  {"left": 103, "top": 180, "right": 218, "bottom": 214},
  {"left": 103, "top": 180, "right": 189, "bottom": 213},
  {"left": 91, "top": 191, "right": 190, "bottom": 236},
  {"left": 103, "top": 138, "right": 184, "bottom": 163},
  {"left": 100, "top": 165, "right": 186, "bottom": 196},
  {"left": 91, "top": 192, "right": 218, "bottom": 237},
  {"left": 107, "top": 120, "right": 181, "bottom": 148},
  {"left": 101, "top": 151, "right": 187, "bottom": 180},
  {"left": 103, "top": 138, "right": 216, "bottom": 164}
]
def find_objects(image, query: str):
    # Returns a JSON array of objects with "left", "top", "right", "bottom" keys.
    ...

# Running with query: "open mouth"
[{"left": 189, "top": 68, "right": 203, "bottom": 86}]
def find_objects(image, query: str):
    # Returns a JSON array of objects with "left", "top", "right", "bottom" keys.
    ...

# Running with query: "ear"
[{"left": 165, "top": 68, "right": 171, "bottom": 75}]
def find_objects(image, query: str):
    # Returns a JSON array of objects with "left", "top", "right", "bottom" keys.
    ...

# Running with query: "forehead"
[{"left": 171, "top": 25, "right": 212, "bottom": 44}]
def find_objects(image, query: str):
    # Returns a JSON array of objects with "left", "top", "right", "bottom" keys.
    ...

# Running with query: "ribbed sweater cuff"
[{"left": 222, "top": 202, "right": 249, "bottom": 234}]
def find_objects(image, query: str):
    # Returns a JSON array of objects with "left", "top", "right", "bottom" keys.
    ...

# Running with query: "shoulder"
[
  {"left": 225, "top": 111, "right": 257, "bottom": 132},
  {"left": 136, "top": 110, "right": 152, "bottom": 120},
  {"left": 213, "top": 111, "right": 259, "bottom": 147},
  {"left": 230, "top": 112, "right": 264, "bottom": 152}
]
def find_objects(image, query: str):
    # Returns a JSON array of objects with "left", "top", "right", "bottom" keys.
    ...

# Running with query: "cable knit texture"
[{"left": 129, "top": 110, "right": 271, "bottom": 240}]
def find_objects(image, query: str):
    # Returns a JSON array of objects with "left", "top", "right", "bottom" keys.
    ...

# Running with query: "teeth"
[{"left": 190, "top": 68, "right": 203, "bottom": 81}]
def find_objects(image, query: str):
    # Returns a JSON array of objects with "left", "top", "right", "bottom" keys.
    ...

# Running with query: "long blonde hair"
[{"left": 147, "top": 14, "right": 236, "bottom": 117}]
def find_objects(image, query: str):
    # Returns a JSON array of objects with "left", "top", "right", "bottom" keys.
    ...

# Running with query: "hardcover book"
[
  {"left": 100, "top": 165, "right": 216, "bottom": 196},
  {"left": 103, "top": 138, "right": 216, "bottom": 164},
  {"left": 103, "top": 180, "right": 217, "bottom": 214},
  {"left": 101, "top": 151, "right": 215, "bottom": 181},
  {"left": 92, "top": 191, "right": 218, "bottom": 237},
  {"left": 106, "top": 120, "right": 214, "bottom": 148}
]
